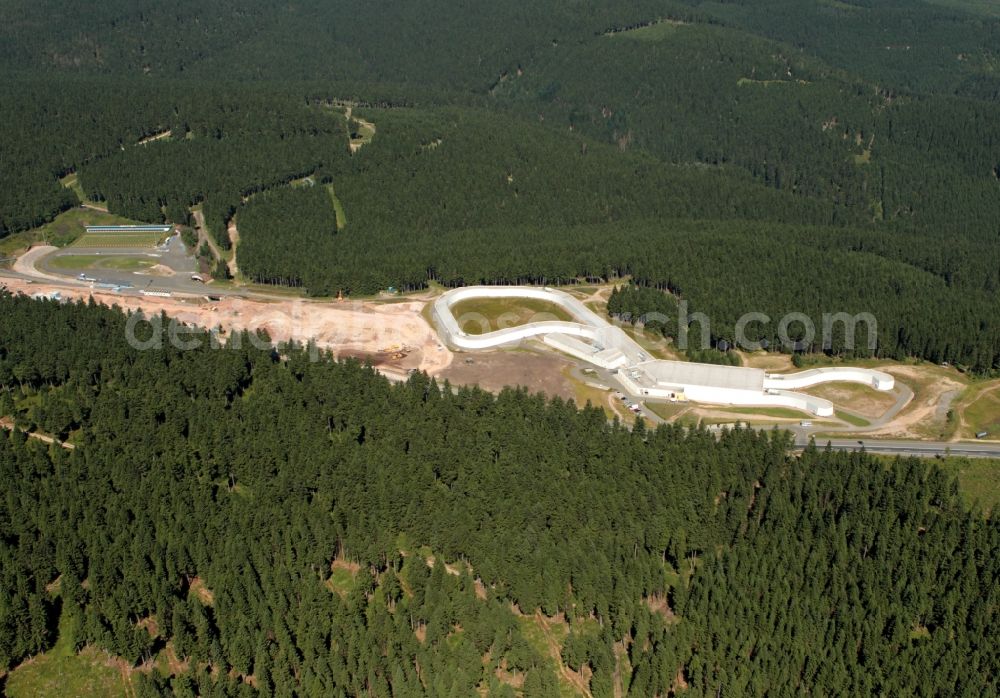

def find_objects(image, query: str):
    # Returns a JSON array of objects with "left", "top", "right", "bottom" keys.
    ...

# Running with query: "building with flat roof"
[
  {"left": 640, "top": 361, "right": 765, "bottom": 392},
  {"left": 84, "top": 225, "right": 172, "bottom": 233}
]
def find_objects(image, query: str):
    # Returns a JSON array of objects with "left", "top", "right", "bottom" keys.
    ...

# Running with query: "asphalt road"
[{"left": 794, "top": 437, "right": 1000, "bottom": 458}]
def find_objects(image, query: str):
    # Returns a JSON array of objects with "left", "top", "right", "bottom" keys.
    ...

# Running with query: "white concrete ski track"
[{"left": 433, "top": 286, "right": 894, "bottom": 416}]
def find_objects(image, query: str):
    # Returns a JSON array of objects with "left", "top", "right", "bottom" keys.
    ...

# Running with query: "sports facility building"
[
  {"left": 433, "top": 286, "right": 894, "bottom": 417},
  {"left": 84, "top": 225, "right": 172, "bottom": 234}
]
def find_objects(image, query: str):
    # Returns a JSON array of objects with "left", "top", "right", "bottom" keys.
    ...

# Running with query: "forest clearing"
[
  {"left": 0, "top": 277, "right": 452, "bottom": 376},
  {"left": 6, "top": 266, "right": 1000, "bottom": 445}
]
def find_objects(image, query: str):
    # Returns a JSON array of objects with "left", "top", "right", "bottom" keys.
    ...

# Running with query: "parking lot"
[{"left": 37, "top": 233, "right": 206, "bottom": 295}]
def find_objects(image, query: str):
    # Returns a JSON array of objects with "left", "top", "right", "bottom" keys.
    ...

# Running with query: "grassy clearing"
[
  {"left": 72, "top": 232, "right": 164, "bottom": 249},
  {"left": 622, "top": 326, "right": 684, "bottom": 361},
  {"left": 6, "top": 606, "right": 127, "bottom": 698},
  {"left": 350, "top": 119, "right": 376, "bottom": 143},
  {"left": 645, "top": 401, "right": 689, "bottom": 421},
  {"left": 805, "top": 381, "right": 898, "bottom": 418},
  {"left": 58, "top": 173, "right": 87, "bottom": 203},
  {"left": 738, "top": 351, "right": 794, "bottom": 371},
  {"left": 189, "top": 578, "right": 214, "bottom": 607},
  {"left": 835, "top": 410, "right": 871, "bottom": 427},
  {"left": 137, "top": 129, "right": 171, "bottom": 145},
  {"left": 867, "top": 453, "right": 1000, "bottom": 517},
  {"left": 570, "top": 382, "right": 610, "bottom": 412},
  {"left": 517, "top": 616, "right": 559, "bottom": 658},
  {"left": 515, "top": 615, "right": 579, "bottom": 697},
  {"left": 562, "top": 285, "right": 597, "bottom": 298},
  {"left": 326, "top": 184, "right": 346, "bottom": 229},
  {"left": 326, "top": 563, "right": 360, "bottom": 597},
  {"left": 451, "top": 297, "right": 573, "bottom": 335},
  {"left": 1, "top": 209, "right": 145, "bottom": 256},
  {"left": 726, "top": 406, "right": 810, "bottom": 419},
  {"left": 48, "top": 254, "right": 156, "bottom": 271},
  {"left": 347, "top": 112, "right": 377, "bottom": 153},
  {"left": 58, "top": 173, "right": 108, "bottom": 211},
  {"left": 886, "top": 364, "right": 970, "bottom": 440},
  {"left": 934, "top": 457, "right": 1000, "bottom": 515},
  {"left": 955, "top": 383, "right": 1000, "bottom": 438},
  {"left": 565, "top": 372, "right": 620, "bottom": 419}
]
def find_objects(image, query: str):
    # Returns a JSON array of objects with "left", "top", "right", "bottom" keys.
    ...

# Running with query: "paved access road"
[{"left": 794, "top": 438, "right": 1000, "bottom": 458}]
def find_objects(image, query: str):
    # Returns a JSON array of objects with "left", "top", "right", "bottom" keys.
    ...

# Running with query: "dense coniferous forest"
[
  {"left": 4, "top": 1, "right": 1000, "bottom": 368},
  {"left": 2, "top": 5, "right": 1000, "bottom": 691},
  {"left": 0, "top": 294, "right": 997, "bottom": 696}
]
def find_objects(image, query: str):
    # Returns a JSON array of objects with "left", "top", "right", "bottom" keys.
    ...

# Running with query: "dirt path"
[
  {"left": 936, "top": 389, "right": 960, "bottom": 423},
  {"left": 345, "top": 106, "right": 376, "bottom": 154},
  {"left": 190, "top": 209, "right": 224, "bottom": 263},
  {"left": 612, "top": 642, "right": 625, "bottom": 698},
  {"left": 226, "top": 217, "right": 240, "bottom": 278},
  {"left": 0, "top": 417, "right": 75, "bottom": 449},
  {"left": 137, "top": 129, "right": 171, "bottom": 146},
  {"left": 576, "top": 284, "right": 614, "bottom": 307},
  {"left": 512, "top": 607, "right": 593, "bottom": 698}
]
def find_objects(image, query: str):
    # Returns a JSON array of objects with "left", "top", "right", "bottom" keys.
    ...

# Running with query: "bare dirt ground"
[
  {"left": 13, "top": 246, "right": 68, "bottom": 284},
  {"left": 189, "top": 577, "right": 215, "bottom": 606},
  {"left": 148, "top": 264, "right": 175, "bottom": 277},
  {"left": 1, "top": 277, "right": 453, "bottom": 376},
  {"left": 137, "top": 129, "right": 171, "bottom": 146},
  {"left": 227, "top": 218, "right": 240, "bottom": 278},
  {"left": 738, "top": 351, "right": 794, "bottom": 371},
  {"left": 437, "top": 349, "right": 577, "bottom": 399},
  {"left": 331, "top": 558, "right": 362, "bottom": 576},
  {"left": 862, "top": 365, "right": 964, "bottom": 439},
  {"left": 644, "top": 594, "right": 676, "bottom": 623}
]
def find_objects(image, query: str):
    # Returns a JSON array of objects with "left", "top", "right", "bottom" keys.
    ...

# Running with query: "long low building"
[
  {"left": 84, "top": 225, "right": 172, "bottom": 233},
  {"left": 433, "top": 286, "right": 895, "bottom": 417}
]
